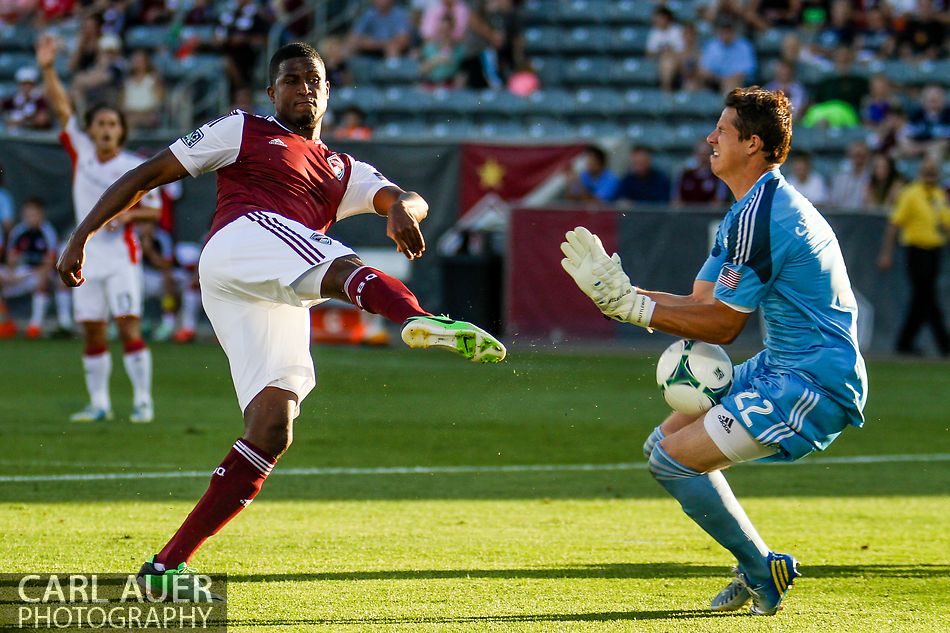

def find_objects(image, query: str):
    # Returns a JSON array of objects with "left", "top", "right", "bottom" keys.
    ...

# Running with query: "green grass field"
[{"left": 0, "top": 339, "right": 948, "bottom": 632}]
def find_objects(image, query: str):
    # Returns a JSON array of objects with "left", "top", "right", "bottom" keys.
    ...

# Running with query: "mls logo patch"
[
  {"left": 327, "top": 154, "right": 345, "bottom": 180},
  {"left": 309, "top": 232, "right": 332, "bottom": 245},
  {"left": 180, "top": 128, "right": 204, "bottom": 148}
]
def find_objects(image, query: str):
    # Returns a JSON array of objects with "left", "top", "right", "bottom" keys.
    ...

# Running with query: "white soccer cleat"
[
  {"left": 69, "top": 405, "right": 114, "bottom": 423},
  {"left": 401, "top": 315, "right": 506, "bottom": 363},
  {"left": 709, "top": 567, "right": 752, "bottom": 611},
  {"left": 130, "top": 402, "right": 155, "bottom": 424}
]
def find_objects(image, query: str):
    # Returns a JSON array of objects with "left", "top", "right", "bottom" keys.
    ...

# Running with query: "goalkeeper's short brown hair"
[{"left": 724, "top": 87, "right": 793, "bottom": 165}]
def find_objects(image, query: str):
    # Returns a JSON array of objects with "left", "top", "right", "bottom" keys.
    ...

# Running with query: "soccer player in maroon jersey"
[{"left": 57, "top": 42, "right": 506, "bottom": 594}]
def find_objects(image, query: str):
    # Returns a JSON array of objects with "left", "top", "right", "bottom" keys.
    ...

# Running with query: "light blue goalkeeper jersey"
[{"left": 697, "top": 168, "right": 868, "bottom": 427}]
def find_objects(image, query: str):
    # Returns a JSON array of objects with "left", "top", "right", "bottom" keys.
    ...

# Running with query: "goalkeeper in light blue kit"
[{"left": 561, "top": 87, "right": 867, "bottom": 616}]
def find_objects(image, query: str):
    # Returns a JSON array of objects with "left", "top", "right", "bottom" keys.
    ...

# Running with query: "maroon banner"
[
  {"left": 506, "top": 208, "right": 619, "bottom": 339},
  {"left": 459, "top": 143, "right": 585, "bottom": 216}
]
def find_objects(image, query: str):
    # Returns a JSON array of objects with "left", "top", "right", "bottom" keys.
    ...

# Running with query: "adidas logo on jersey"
[
  {"left": 718, "top": 414, "right": 734, "bottom": 433},
  {"left": 268, "top": 138, "right": 288, "bottom": 147}
]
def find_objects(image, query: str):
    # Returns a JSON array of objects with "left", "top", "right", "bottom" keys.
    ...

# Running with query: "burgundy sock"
[
  {"left": 155, "top": 438, "right": 276, "bottom": 567},
  {"left": 344, "top": 266, "right": 430, "bottom": 324}
]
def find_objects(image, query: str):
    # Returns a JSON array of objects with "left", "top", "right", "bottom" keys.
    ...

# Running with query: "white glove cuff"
[{"left": 628, "top": 293, "right": 656, "bottom": 329}]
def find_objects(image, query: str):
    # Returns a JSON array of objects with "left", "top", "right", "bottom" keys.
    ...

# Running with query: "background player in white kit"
[
  {"left": 38, "top": 36, "right": 161, "bottom": 423},
  {"left": 57, "top": 42, "right": 505, "bottom": 591}
]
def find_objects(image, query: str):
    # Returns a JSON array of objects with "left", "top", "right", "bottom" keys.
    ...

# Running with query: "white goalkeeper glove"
[{"left": 560, "top": 226, "right": 655, "bottom": 329}]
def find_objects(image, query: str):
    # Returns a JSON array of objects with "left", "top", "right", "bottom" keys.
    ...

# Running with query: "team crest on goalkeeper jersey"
[
  {"left": 327, "top": 154, "right": 345, "bottom": 180},
  {"left": 719, "top": 265, "right": 741, "bottom": 290}
]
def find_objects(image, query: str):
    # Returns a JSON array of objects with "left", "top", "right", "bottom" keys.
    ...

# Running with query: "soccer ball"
[{"left": 655, "top": 340, "right": 733, "bottom": 416}]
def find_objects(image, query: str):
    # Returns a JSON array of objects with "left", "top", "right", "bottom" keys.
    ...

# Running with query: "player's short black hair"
[
  {"left": 724, "top": 86, "right": 792, "bottom": 165},
  {"left": 84, "top": 103, "right": 128, "bottom": 146},
  {"left": 269, "top": 42, "right": 324, "bottom": 86},
  {"left": 585, "top": 145, "right": 607, "bottom": 166}
]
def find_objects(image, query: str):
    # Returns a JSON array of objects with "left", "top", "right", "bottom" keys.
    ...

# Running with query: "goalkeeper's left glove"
[{"left": 560, "top": 226, "right": 655, "bottom": 329}]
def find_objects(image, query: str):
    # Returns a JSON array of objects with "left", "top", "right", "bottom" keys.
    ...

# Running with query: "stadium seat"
[
  {"left": 604, "top": 0, "right": 656, "bottom": 25},
  {"left": 524, "top": 27, "right": 563, "bottom": 54},
  {"left": 918, "top": 59, "right": 950, "bottom": 87},
  {"left": 524, "top": 116, "right": 576, "bottom": 139},
  {"left": 331, "top": 85, "right": 386, "bottom": 112},
  {"left": 0, "top": 23, "right": 34, "bottom": 51},
  {"left": 428, "top": 120, "right": 478, "bottom": 139},
  {"left": 619, "top": 88, "right": 668, "bottom": 117},
  {"left": 125, "top": 25, "right": 170, "bottom": 49},
  {"left": 755, "top": 28, "right": 787, "bottom": 57},
  {"left": 573, "top": 87, "right": 626, "bottom": 117},
  {"left": 559, "top": 0, "right": 612, "bottom": 25},
  {"left": 606, "top": 26, "right": 650, "bottom": 55},
  {"left": 608, "top": 57, "right": 659, "bottom": 86},
  {"left": 0, "top": 81, "right": 17, "bottom": 101},
  {"left": 0, "top": 52, "right": 37, "bottom": 80},
  {"left": 627, "top": 122, "right": 681, "bottom": 151},
  {"left": 158, "top": 54, "right": 223, "bottom": 80},
  {"left": 520, "top": 0, "right": 559, "bottom": 25},
  {"left": 575, "top": 120, "right": 624, "bottom": 139},
  {"left": 478, "top": 121, "right": 529, "bottom": 139},
  {"left": 562, "top": 27, "right": 612, "bottom": 54},
  {"left": 563, "top": 57, "right": 613, "bottom": 86},
  {"left": 664, "top": 90, "right": 724, "bottom": 118},
  {"left": 526, "top": 88, "right": 577, "bottom": 116},
  {"left": 529, "top": 56, "right": 564, "bottom": 86},
  {"left": 178, "top": 25, "right": 216, "bottom": 48},
  {"left": 428, "top": 87, "right": 482, "bottom": 115},
  {"left": 378, "top": 87, "right": 434, "bottom": 115},
  {"left": 376, "top": 57, "right": 421, "bottom": 85},
  {"left": 472, "top": 89, "right": 531, "bottom": 118},
  {"left": 375, "top": 120, "right": 430, "bottom": 139}
]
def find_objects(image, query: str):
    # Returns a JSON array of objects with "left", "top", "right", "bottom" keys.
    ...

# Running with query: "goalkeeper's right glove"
[{"left": 560, "top": 227, "right": 655, "bottom": 329}]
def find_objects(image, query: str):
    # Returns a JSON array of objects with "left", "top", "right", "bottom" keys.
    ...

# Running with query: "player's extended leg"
[
  {"left": 71, "top": 320, "right": 113, "bottom": 422},
  {"left": 139, "top": 386, "right": 290, "bottom": 597},
  {"left": 294, "top": 255, "right": 506, "bottom": 363},
  {"left": 647, "top": 408, "right": 799, "bottom": 615},
  {"left": 117, "top": 316, "right": 154, "bottom": 423}
]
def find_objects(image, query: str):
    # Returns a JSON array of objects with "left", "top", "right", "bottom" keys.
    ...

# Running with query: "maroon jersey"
[{"left": 169, "top": 111, "right": 394, "bottom": 237}]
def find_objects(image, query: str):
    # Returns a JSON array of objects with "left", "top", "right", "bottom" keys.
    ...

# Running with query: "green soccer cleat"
[
  {"left": 69, "top": 405, "right": 113, "bottom": 423},
  {"left": 137, "top": 556, "right": 224, "bottom": 602},
  {"left": 401, "top": 315, "right": 506, "bottom": 363}
]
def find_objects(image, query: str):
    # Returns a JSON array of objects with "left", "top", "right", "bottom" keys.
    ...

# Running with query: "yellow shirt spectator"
[{"left": 889, "top": 181, "right": 950, "bottom": 249}]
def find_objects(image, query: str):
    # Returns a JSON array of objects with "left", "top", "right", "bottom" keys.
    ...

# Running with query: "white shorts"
[
  {"left": 198, "top": 212, "right": 356, "bottom": 414},
  {"left": 73, "top": 264, "right": 143, "bottom": 322},
  {"left": 703, "top": 404, "right": 778, "bottom": 463}
]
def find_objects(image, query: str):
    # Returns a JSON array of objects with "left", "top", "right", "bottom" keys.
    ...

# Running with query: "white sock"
[
  {"left": 161, "top": 312, "right": 176, "bottom": 329},
  {"left": 82, "top": 352, "right": 112, "bottom": 411},
  {"left": 30, "top": 293, "right": 49, "bottom": 327},
  {"left": 55, "top": 290, "right": 73, "bottom": 329},
  {"left": 123, "top": 347, "right": 153, "bottom": 407},
  {"left": 180, "top": 288, "right": 201, "bottom": 331}
]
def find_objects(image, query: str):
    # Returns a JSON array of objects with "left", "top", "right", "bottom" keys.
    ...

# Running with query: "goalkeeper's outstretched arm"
[{"left": 560, "top": 227, "right": 749, "bottom": 344}]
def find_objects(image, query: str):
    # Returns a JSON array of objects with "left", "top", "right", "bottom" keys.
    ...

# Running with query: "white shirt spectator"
[
  {"left": 786, "top": 171, "right": 829, "bottom": 206},
  {"left": 647, "top": 23, "right": 685, "bottom": 55}
]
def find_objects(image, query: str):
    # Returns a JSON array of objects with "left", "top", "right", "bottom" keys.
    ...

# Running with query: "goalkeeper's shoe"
[
  {"left": 137, "top": 556, "right": 224, "bottom": 602},
  {"left": 69, "top": 405, "right": 113, "bottom": 423},
  {"left": 709, "top": 567, "right": 752, "bottom": 612},
  {"left": 401, "top": 315, "right": 506, "bottom": 363},
  {"left": 745, "top": 552, "right": 801, "bottom": 616}
]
